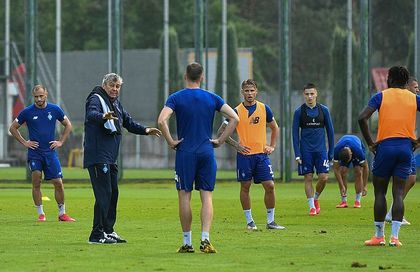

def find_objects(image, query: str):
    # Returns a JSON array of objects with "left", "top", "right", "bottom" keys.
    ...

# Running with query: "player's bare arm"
[
  {"left": 358, "top": 106, "right": 377, "bottom": 154},
  {"left": 361, "top": 161, "right": 369, "bottom": 196},
  {"left": 333, "top": 161, "right": 346, "bottom": 196},
  {"left": 210, "top": 104, "right": 239, "bottom": 148},
  {"left": 264, "top": 119, "right": 279, "bottom": 155},
  {"left": 158, "top": 106, "right": 183, "bottom": 149},
  {"left": 49, "top": 116, "right": 72, "bottom": 150},
  {"left": 9, "top": 120, "right": 39, "bottom": 150},
  {"left": 216, "top": 122, "right": 250, "bottom": 154}
]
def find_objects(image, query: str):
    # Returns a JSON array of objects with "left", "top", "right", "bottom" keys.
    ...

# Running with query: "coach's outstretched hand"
[{"left": 145, "top": 127, "right": 162, "bottom": 137}]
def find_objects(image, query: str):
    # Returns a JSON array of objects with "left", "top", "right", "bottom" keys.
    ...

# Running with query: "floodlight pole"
[
  {"left": 360, "top": 0, "right": 369, "bottom": 104},
  {"left": 194, "top": 0, "right": 204, "bottom": 64},
  {"left": 221, "top": 0, "right": 227, "bottom": 102},
  {"left": 109, "top": 0, "right": 123, "bottom": 180},
  {"left": 163, "top": 0, "right": 169, "bottom": 167},
  {"left": 415, "top": 0, "right": 420, "bottom": 80},
  {"left": 280, "top": 0, "right": 291, "bottom": 182},
  {"left": 56, "top": 0, "right": 61, "bottom": 108},
  {"left": 346, "top": 0, "right": 353, "bottom": 133},
  {"left": 25, "top": 0, "right": 38, "bottom": 181},
  {"left": 415, "top": 0, "right": 420, "bottom": 131},
  {"left": 1, "top": 0, "right": 11, "bottom": 160},
  {"left": 204, "top": 0, "right": 209, "bottom": 89}
]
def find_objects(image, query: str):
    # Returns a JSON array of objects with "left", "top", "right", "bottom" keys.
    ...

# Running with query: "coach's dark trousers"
[{"left": 88, "top": 163, "right": 119, "bottom": 239}]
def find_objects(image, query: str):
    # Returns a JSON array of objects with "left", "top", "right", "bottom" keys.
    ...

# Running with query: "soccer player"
[
  {"left": 292, "top": 83, "right": 334, "bottom": 216},
  {"left": 359, "top": 66, "right": 420, "bottom": 247},
  {"left": 158, "top": 62, "right": 239, "bottom": 253},
  {"left": 333, "top": 135, "right": 369, "bottom": 208},
  {"left": 9, "top": 84, "right": 75, "bottom": 222},
  {"left": 385, "top": 76, "right": 419, "bottom": 225},
  {"left": 84, "top": 73, "right": 161, "bottom": 244},
  {"left": 217, "top": 79, "right": 285, "bottom": 230}
]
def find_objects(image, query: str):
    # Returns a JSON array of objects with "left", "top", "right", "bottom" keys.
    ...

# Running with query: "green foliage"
[
  {"left": 0, "top": 0, "right": 416, "bottom": 96},
  {"left": 214, "top": 23, "right": 241, "bottom": 107},
  {"left": 329, "top": 26, "right": 361, "bottom": 133},
  {"left": 330, "top": 27, "right": 347, "bottom": 134},
  {"left": 407, "top": 32, "right": 414, "bottom": 75},
  {"left": 157, "top": 27, "right": 182, "bottom": 120},
  {"left": 1, "top": 182, "right": 420, "bottom": 271}
]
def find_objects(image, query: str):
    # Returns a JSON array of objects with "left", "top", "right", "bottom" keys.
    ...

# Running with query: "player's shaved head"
[{"left": 32, "top": 84, "right": 47, "bottom": 93}]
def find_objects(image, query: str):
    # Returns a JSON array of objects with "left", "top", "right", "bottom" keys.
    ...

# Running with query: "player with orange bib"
[{"left": 359, "top": 66, "right": 420, "bottom": 247}]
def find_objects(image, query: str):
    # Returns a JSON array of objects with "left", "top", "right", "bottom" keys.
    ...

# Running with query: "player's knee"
[
  {"left": 52, "top": 179, "right": 64, "bottom": 188},
  {"left": 263, "top": 181, "right": 275, "bottom": 192},
  {"left": 318, "top": 174, "right": 328, "bottom": 183}
]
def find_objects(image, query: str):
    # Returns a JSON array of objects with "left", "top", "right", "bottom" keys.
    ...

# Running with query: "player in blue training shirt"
[
  {"left": 158, "top": 62, "right": 239, "bottom": 254},
  {"left": 9, "top": 84, "right": 75, "bottom": 222},
  {"left": 292, "top": 83, "right": 334, "bottom": 216},
  {"left": 333, "top": 135, "right": 369, "bottom": 209}
]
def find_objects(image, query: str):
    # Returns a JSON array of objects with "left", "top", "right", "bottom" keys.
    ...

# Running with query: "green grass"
[
  {"left": 0, "top": 167, "right": 302, "bottom": 181},
  {"left": 0, "top": 181, "right": 419, "bottom": 271}
]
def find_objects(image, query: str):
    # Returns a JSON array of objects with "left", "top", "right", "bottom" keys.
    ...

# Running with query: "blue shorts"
[
  {"left": 174, "top": 149, "right": 217, "bottom": 192},
  {"left": 236, "top": 153, "right": 274, "bottom": 183},
  {"left": 298, "top": 151, "right": 329, "bottom": 175},
  {"left": 372, "top": 138, "right": 412, "bottom": 180},
  {"left": 410, "top": 153, "right": 416, "bottom": 175},
  {"left": 28, "top": 151, "right": 63, "bottom": 180}
]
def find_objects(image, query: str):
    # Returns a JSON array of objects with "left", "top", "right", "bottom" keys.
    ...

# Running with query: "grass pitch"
[{"left": 0, "top": 181, "right": 419, "bottom": 271}]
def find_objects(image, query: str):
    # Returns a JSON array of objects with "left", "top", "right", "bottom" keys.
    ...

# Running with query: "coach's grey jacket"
[{"left": 83, "top": 86, "right": 148, "bottom": 168}]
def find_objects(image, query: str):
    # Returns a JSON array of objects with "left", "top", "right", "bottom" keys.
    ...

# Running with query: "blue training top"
[
  {"left": 292, "top": 103, "right": 334, "bottom": 160},
  {"left": 165, "top": 88, "right": 224, "bottom": 153},
  {"left": 17, "top": 103, "right": 65, "bottom": 155},
  {"left": 333, "top": 135, "right": 366, "bottom": 165}
]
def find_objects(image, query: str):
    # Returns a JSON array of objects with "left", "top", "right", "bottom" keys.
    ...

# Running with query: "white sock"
[
  {"left": 374, "top": 221, "right": 385, "bottom": 237},
  {"left": 314, "top": 192, "right": 320, "bottom": 200},
  {"left": 341, "top": 195, "right": 347, "bottom": 202},
  {"left": 183, "top": 231, "right": 192, "bottom": 246},
  {"left": 58, "top": 203, "right": 66, "bottom": 216},
  {"left": 201, "top": 231, "right": 210, "bottom": 242},
  {"left": 267, "top": 208, "right": 275, "bottom": 224},
  {"left": 391, "top": 221, "right": 402, "bottom": 239},
  {"left": 307, "top": 198, "right": 315, "bottom": 209},
  {"left": 244, "top": 209, "right": 253, "bottom": 224},
  {"left": 35, "top": 205, "right": 44, "bottom": 215},
  {"left": 355, "top": 193, "right": 362, "bottom": 202}
]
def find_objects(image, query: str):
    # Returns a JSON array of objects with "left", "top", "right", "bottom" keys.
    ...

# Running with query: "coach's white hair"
[{"left": 102, "top": 73, "right": 123, "bottom": 86}]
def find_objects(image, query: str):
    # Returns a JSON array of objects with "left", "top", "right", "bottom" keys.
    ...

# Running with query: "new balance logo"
[{"left": 249, "top": 116, "right": 260, "bottom": 124}]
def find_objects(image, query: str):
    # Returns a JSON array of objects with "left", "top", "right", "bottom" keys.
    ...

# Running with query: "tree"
[
  {"left": 329, "top": 26, "right": 360, "bottom": 133},
  {"left": 157, "top": 26, "right": 182, "bottom": 131},
  {"left": 214, "top": 23, "right": 241, "bottom": 107},
  {"left": 407, "top": 32, "right": 414, "bottom": 75}
]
